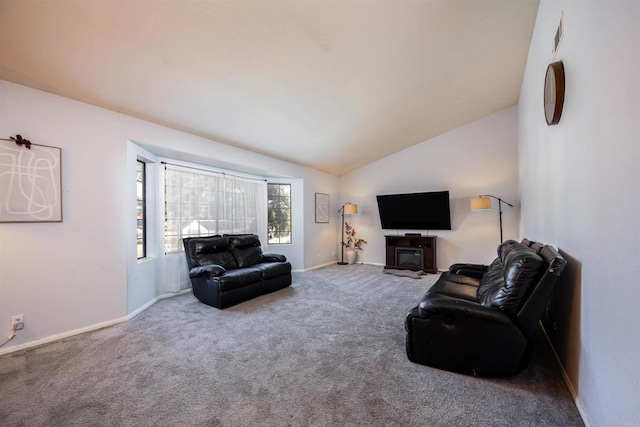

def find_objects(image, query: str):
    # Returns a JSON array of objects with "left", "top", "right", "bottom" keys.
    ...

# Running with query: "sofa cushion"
[
  {"left": 216, "top": 268, "right": 262, "bottom": 292},
  {"left": 423, "top": 272, "right": 480, "bottom": 302},
  {"left": 497, "top": 239, "right": 521, "bottom": 259},
  {"left": 530, "top": 242, "right": 543, "bottom": 254},
  {"left": 478, "top": 241, "right": 544, "bottom": 314},
  {"left": 476, "top": 257, "right": 505, "bottom": 305},
  {"left": 229, "top": 234, "right": 264, "bottom": 268},
  {"left": 477, "top": 240, "right": 521, "bottom": 306},
  {"left": 252, "top": 262, "right": 292, "bottom": 280},
  {"left": 496, "top": 244, "right": 544, "bottom": 312},
  {"left": 184, "top": 236, "right": 238, "bottom": 270}
]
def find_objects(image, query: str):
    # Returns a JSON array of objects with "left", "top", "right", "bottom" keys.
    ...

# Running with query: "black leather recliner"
[
  {"left": 405, "top": 239, "right": 566, "bottom": 377},
  {"left": 183, "top": 234, "right": 292, "bottom": 309}
]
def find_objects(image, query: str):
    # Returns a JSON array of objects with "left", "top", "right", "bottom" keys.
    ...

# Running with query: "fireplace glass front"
[{"left": 395, "top": 248, "right": 424, "bottom": 270}]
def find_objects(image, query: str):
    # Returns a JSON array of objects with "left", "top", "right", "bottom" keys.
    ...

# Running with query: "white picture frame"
[{"left": 315, "top": 193, "right": 329, "bottom": 223}]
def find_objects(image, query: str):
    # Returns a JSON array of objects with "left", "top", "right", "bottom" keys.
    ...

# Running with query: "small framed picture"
[{"left": 315, "top": 193, "right": 329, "bottom": 223}]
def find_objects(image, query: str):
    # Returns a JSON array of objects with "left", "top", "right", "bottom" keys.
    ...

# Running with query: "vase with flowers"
[{"left": 342, "top": 222, "right": 367, "bottom": 264}]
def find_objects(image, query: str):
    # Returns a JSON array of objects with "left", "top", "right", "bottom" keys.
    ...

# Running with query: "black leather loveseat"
[
  {"left": 183, "top": 234, "right": 292, "bottom": 309},
  {"left": 405, "top": 239, "right": 566, "bottom": 377}
]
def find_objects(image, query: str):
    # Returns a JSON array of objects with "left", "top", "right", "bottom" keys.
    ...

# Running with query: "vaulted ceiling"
[{"left": 0, "top": 0, "right": 538, "bottom": 175}]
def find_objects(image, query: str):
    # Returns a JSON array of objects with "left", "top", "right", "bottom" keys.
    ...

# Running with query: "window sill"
[{"left": 137, "top": 256, "right": 158, "bottom": 265}]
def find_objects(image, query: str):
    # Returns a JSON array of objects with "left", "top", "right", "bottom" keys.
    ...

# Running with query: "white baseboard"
[
  {"left": 295, "top": 261, "right": 337, "bottom": 272},
  {"left": 0, "top": 290, "right": 193, "bottom": 356},
  {"left": 297, "top": 261, "right": 392, "bottom": 272},
  {"left": 363, "top": 262, "right": 385, "bottom": 267},
  {"left": 0, "top": 316, "right": 128, "bottom": 357},
  {"left": 159, "top": 288, "right": 192, "bottom": 299},
  {"left": 127, "top": 297, "right": 160, "bottom": 320},
  {"left": 539, "top": 322, "right": 592, "bottom": 427}
]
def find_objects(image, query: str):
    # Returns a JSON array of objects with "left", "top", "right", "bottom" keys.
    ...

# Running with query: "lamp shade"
[
  {"left": 344, "top": 204, "right": 358, "bottom": 214},
  {"left": 470, "top": 196, "right": 492, "bottom": 211}
]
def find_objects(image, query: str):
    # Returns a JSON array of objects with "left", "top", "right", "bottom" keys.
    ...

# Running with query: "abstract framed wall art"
[
  {"left": 315, "top": 192, "right": 329, "bottom": 223},
  {"left": 0, "top": 138, "right": 63, "bottom": 222}
]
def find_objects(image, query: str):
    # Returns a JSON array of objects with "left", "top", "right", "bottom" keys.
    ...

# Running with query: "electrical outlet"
[{"left": 11, "top": 314, "right": 24, "bottom": 330}]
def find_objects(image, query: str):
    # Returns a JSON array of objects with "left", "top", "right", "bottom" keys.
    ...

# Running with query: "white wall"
[
  {"left": 339, "top": 106, "right": 520, "bottom": 270},
  {"left": 127, "top": 143, "right": 163, "bottom": 314},
  {"left": 304, "top": 181, "right": 344, "bottom": 269},
  {"left": 518, "top": 1, "right": 640, "bottom": 426},
  {"left": 0, "top": 81, "right": 129, "bottom": 352},
  {"left": 0, "top": 80, "right": 339, "bottom": 354}
]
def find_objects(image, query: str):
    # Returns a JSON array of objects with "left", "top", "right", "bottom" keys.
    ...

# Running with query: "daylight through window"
[
  {"left": 267, "top": 183, "right": 291, "bottom": 244},
  {"left": 136, "top": 160, "right": 146, "bottom": 259},
  {"left": 164, "top": 164, "right": 265, "bottom": 252}
]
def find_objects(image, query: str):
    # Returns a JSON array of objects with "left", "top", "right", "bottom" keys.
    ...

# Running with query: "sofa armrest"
[
  {"left": 418, "top": 296, "right": 512, "bottom": 325},
  {"left": 262, "top": 253, "right": 287, "bottom": 262},
  {"left": 449, "top": 263, "right": 488, "bottom": 273},
  {"left": 189, "top": 264, "right": 226, "bottom": 279},
  {"left": 452, "top": 268, "right": 486, "bottom": 279},
  {"left": 449, "top": 263, "right": 488, "bottom": 279}
]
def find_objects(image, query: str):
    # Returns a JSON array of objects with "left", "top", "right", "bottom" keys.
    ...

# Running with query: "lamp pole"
[
  {"left": 338, "top": 204, "right": 348, "bottom": 265},
  {"left": 479, "top": 195, "right": 514, "bottom": 243}
]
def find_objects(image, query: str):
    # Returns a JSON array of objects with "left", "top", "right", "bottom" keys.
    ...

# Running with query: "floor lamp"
[
  {"left": 470, "top": 195, "right": 514, "bottom": 243},
  {"left": 338, "top": 203, "right": 358, "bottom": 265}
]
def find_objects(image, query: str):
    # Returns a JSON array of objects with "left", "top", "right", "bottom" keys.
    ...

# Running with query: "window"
[
  {"left": 136, "top": 160, "right": 146, "bottom": 259},
  {"left": 267, "top": 183, "right": 291, "bottom": 244},
  {"left": 164, "top": 164, "right": 265, "bottom": 252}
]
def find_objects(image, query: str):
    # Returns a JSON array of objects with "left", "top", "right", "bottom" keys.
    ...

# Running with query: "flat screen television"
[{"left": 376, "top": 191, "right": 451, "bottom": 230}]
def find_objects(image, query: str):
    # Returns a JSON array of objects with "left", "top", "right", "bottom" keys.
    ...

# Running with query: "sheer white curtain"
[{"left": 162, "top": 163, "right": 267, "bottom": 293}]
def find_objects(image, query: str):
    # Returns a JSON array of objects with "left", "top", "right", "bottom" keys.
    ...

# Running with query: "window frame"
[
  {"left": 267, "top": 183, "right": 292, "bottom": 245},
  {"left": 136, "top": 160, "right": 147, "bottom": 259}
]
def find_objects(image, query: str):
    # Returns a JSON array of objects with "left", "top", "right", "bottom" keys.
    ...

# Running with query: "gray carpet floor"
[{"left": 0, "top": 264, "right": 583, "bottom": 426}]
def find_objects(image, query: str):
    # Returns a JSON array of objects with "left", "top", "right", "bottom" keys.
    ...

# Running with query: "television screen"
[{"left": 376, "top": 191, "right": 451, "bottom": 230}]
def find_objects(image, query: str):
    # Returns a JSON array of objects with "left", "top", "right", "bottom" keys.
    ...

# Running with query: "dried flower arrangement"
[{"left": 342, "top": 222, "right": 367, "bottom": 251}]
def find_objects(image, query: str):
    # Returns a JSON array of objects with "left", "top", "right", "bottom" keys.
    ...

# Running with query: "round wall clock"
[{"left": 544, "top": 61, "right": 565, "bottom": 125}]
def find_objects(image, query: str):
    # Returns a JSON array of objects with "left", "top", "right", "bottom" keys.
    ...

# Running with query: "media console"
[{"left": 384, "top": 235, "right": 437, "bottom": 274}]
